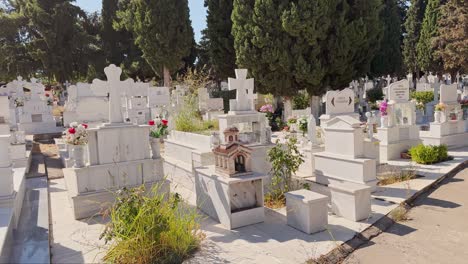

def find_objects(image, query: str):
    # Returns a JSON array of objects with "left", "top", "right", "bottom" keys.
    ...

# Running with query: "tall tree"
[
  {"left": 403, "top": 0, "right": 426, "bottom": 76},
  {"left": 433, "top": 0, "right": 467, "bottom": 73},
  {"left": 203, "top": 0, "right": 236, "bottom": 81},
  {"left": 371, "top": 0, "right": 404, "bottom": 76},
  {"left": 102, "top": 0, "right": 123, "bottom": 65},
  {"left": 232, "top": 0, "right": 302, "bottom": 97},
  {"left": 417, "top": 0, "right": 442, "bottom": 72},
  {"left": 116, "top": 0, "right": 195, "bottom": 87}
]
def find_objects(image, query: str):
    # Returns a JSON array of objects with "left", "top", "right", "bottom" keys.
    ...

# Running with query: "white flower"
[{"left": 70, "top": 122, "right": 78, "bottom": 128}]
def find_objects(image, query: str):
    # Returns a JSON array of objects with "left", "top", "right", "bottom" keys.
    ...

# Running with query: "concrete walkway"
[{"left": 344, "top": 168, "right": 468, "bottom": 264}]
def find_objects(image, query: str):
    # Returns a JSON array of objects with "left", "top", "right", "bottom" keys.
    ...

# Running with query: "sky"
[{"left": 75, "top": 0, "right": 207, "bottom": 42}]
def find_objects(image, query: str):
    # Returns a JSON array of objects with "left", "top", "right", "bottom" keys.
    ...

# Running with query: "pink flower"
[
  {"left": 162, "top": 119, "right": 168, "bottom": 126},
  {"left": 82, "top": 124, "right": 88, "bottom": 129},
  {"left": 148, "top": 120, "right": 155, "bottom": 126},
  {"left": 68, "top": 128, "right": 76, "bottom": 134},
  {"left": 260, "top": 104, "right": 274, "bottom": 113}
]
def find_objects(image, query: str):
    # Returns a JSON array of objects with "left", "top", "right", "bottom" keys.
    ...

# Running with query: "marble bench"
[{"left": 285, "top": 189, "right": 329, "bottom": 234}]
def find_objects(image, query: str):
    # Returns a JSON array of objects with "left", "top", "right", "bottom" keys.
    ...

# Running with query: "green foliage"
[
  {"left": 267, "top": 136, "right": 304, "bottom": 204},
  {"left": 403, "top": 0, "right": 427, "bottom": 74},
  {"left": 202, "top": 0, "right": 236, "bottom": 81},
  {"left": 433, "top": 0, "right": 468, "bottom": 73},
  {"left": 292, "top": 92, "right": 310, "bottom": 110},
  {"left": 366, "top": 88, "right": 384, "bottom": 103},
  {"left": 174, "top": 95, "right": 219, "bottom": 133},
  {"left": 116, "top": 0, "right": 195, "bottom": 86},
  {"left": 410, "top": 91, "right": 434, "bottom": 110},
  {"left": 416, "top": 0, "right": 442, "bottom": 72},
  {"left": 371, "top": 0, "right": 404, "bottom": 76},
  {"left": 101, "top": 185, "right": 202, "bottom": 264},
  {"left": 409, "top": 144, "right": 449, "bottom": 164}
]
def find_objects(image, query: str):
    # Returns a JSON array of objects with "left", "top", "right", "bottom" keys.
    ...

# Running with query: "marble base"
[
  {"left": 63, "top": 158, "right": 167, "bottom": 219},
  {"left": 296, "top": 144, "right": 323, "bottom": 177},
  {"left": 314, "top": 152, "right": 377, "bottom": 191},
  {"left": 10, "top": 144, "right": 32, "bottom": 173},
  {"left": 329, "top": 182, "right": 371, "bottom": 222},
  {"left": 420, "top": 132, "right": 468, "bottom": 149},
  {"left": 0, "top": 168, "right": 26, "bottom": 263},
  {"left": 195, "top": 165, "right": 267, "bottom": 230},
  {"left": 319, "top": 113, "right": 360, "bottom": 127},
  {"left": 18, "top": 121, "right": 61, "bottom": 135},
  {"left": 285, "top": 190, "right": 328, "bottom": 234}
]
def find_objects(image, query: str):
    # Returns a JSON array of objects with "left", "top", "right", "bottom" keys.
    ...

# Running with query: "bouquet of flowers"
[
  {"left": 297, "top": 116, "right": 308, "bottom": 135},
  {"left": 379, "top": 100, "right": 388, "bottom": 116},
  {"left": 148, "top": 117, "right": 169, "bottom": 138},
  {"left": 14, "top": 97, "right": 24, "bottom": 107},
  {"left": 287, "top": 117, "right": 297, "bottom": 125},
  {"left": 45, "top": 94, "right": 53, "bottom": 106},
  {"left": 435, "top": 103, "right": 446, "bottom": 112},
  {"left": 64, "top": 122, "right": 89, "bottom": 145},
  {"left": 460, "top": 99, "right": 468, "bottom": 109},
  {"left": 259, "top": 104, "right": 274, "bottom": 114}
]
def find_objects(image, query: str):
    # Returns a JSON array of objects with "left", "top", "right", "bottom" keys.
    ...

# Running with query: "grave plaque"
[
  {"left": 388, "top": 80, "right": 409, "bottom": 102},
  {"left": 325, "top": 88, "right": 354, "bottom": 115},
  {"left": 31, "top": 114, "right": 43, "bottom": 123},
  {"left": 440, "top": 84, "right": 458, "bottom": 103}
]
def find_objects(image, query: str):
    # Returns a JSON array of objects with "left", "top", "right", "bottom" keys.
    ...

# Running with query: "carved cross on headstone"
[
  {"left": 9, "top": 76, "right": 25, "bottom": 97},
  {"left": 228, "top": 69, "right": 257, "bottom": 112},
  {"left": 91, "top": 64, "right": 134, "bottom": 124},
  {"left": 25, "top": 78, "right": 45, "bottom": 100}
]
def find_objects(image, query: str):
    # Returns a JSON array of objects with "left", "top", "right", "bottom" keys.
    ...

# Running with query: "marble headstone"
[
  {"left": 388, "top": 80, "right": 409, "bottom": 103},
  {"left": 325, "top": 88, "right": 354, "bottom": 115}
]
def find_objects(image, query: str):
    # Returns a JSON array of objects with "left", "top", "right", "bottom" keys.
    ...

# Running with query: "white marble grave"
[
  {"left": 421, "top": 84, "right": 468, "bottom": 148},
  {"left": 320, "top": 88, "right": 359, "bottom": 126},
  {"left": 198, "top": 87, "right": 224, "bottom": 121},
  {"left": 376, "top": 80, "right": 421, "bottom": 162},
  {"left": 285, "top": 190, "right": 328, "bottom": 234},
  {"left": 17, "top": 78, "right": 58, "bottom": 134},
  {"left": 314, "top": 115, "right": 378, "bottom": 191},
  {"left": 123, "top": 82, "right": 151, "bottom": 125},
  {"left": 62, "top": 65, "right": 168, "bottom": 219}
]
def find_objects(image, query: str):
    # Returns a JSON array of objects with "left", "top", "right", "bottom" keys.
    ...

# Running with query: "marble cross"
[
  {"left": 92, "top": 64, "right": 134, "bottom": 124},
  {"left": 228, "top": 69, "right": 257, "bottom": 112},
  {"left": 8, "top": 76, "right": 25, "bottom": 97},
  {"left": 26, "top": 78, "right": 45, "bottom": 100}
]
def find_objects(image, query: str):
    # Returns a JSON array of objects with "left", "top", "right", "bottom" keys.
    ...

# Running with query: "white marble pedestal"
[
  {"left": 421, "top": 120, "right": 468, "bottom": 149},
  {"left": 329, "top": 182, "right": 371, "bottom": 222},
  {"left": 285, "top": 190, "right": 328, "bottom": 234},
  {"left": 195, "top": 166, "right": 267, "bottom": 230},
  {"left": 377, "top": 125, "right": 421, "bottom": 162}
]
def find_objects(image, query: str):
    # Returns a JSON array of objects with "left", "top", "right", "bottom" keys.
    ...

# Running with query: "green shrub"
[
  {"left": 410, "top": 91, "right": 434, "bottom": 110},
  {"left": 366, "top": 88, "right": 384, "bottom": 103},
  {"left": 409, "top": 144, "right": 449, "bottom": 164},
  {"left": 292, "top": 92, "right": 310, "bottom": 110},
  {"left": 101, "top": 185, "right": 203, "bottom": 264}
]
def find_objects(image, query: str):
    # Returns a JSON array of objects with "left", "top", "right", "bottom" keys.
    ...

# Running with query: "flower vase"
[
  {"left": 380, "top": 115, "right": 388, "bottom": 128},
  {"left": 434, "top": 111, "right": 441, "bottom": 123},
  {"left": 150, "top": 137, "right": 161, "bottom": 159},
  {"left": 73, "top": 145, "right": 86, "bottom": 168}
]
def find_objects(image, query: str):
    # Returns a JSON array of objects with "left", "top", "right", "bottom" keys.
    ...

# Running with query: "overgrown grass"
[
  {"left": 101, "top": 185, "right": 203, "bottom": 264},
  {"left": 174, "top": 95, "right": 219, "bottom": 134},
  {"left": 377, "top": 169, "right": 420, "bottom": 186},
  {"left": 390, "top": 206, "right": 410, "bottom": 222}
]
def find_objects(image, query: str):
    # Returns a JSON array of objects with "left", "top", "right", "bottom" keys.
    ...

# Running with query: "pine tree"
[
  {"left": 203, "top": 0, "right": 236, "bottom": 81},
  {"left": 417, "top": 0, "right": 442, "bottom": 72},
  {"left": 117, "top": 0, "right": 195, "bottom": 87},
  {"left": 434, "top": 0, "right": 467, "bottom": 73},
  {"left": 371, "top": 0, "right": 404, "bottom": 76},
  {"left": 403, "top": 0, "right": 426, "bottom": 75}
]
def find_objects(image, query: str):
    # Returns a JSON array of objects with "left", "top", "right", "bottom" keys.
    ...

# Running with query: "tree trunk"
[
  {"left": 283, "top": 97, "right": 292, "bottom": 121},
  {"left": 310, "top": 95, "right": 321, "bottom": 122},
  {"left": 163, "top": 66, "right": 171, "bottom": 87}
]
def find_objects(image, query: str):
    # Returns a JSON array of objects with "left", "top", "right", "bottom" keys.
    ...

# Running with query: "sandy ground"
[{"left": 344, "top": 168, "right": 468, "bottom": 264}]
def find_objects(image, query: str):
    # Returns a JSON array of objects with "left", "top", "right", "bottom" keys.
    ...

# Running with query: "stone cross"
[
  {"left": 307, "top": 115, "right": 317, "bottom": 144},
  {"left": 26, "top": 78, "right": 45, "bottom": 100},
  {"left": 9, "top": 76, "right": 25, "bottom": 97},
  {"left": 386, "top": 75, "right": 392, "bottom": 86},
  {"left": 91, "top": 64, "right": 134, "bottom": 124},
  {"left": 365, "top": 112, "right": 375, "bottom": 139},
  {"left": 228, "top": 69, "right": 257, "bottom": 112}
]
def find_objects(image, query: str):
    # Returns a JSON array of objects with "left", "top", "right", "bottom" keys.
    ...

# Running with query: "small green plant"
[
  {"left": 266, "top": 136, "right": 304, "bottom": 208},
  {"left": 101, "top": 185, "right": 203, "bottom": 264},
  {"left": 409, "top": 144, "right": 450, "bottom": 164},
  {"left": 366, "top": 87, "right": 384, "bottom": 103},
  {"left": 410, "top": 91, "right": 434, "bottom": 111},
  {"left": 292, "top": 92, "right": 310, "bottom": 110},
  {"left": 390, "top": 206, "right": 410, "bottom": 222},
  {"left": 377, "top": 169, "right": 418, "bottom": 186}
]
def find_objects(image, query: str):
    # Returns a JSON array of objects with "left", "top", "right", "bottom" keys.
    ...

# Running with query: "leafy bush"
[
  {"left": 292, "top": 92, "right": 310, "bottom": 110},
  {"left": 266, "top": 136, "right": 304, "bottom": 208},
  {"left": 366, "top": 88, "right": 384, "bottom": 103},
  {"left": 101, "top": 185, "right": 203, "bottom": 264},
  {"left": 409, "top": 144, "right": 449, "bottom": 164},
  {"left": 410, "top": 91, "right": 434, "bottom": 110}
]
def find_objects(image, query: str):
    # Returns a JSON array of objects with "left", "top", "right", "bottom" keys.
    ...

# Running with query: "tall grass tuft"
[{"left": 100, "top": 185, "right": 203, "bottom": 264}]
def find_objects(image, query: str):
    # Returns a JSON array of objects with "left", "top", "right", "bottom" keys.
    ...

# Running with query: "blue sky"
[{"left": 75, "top": 0, "right": 207, "bottom": 42}]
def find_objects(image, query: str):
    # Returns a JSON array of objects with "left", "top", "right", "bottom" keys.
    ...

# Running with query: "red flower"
[
  {"left": 68, "top": 127, "right": 76, "bottom": 134},
  {"left": 148, "top": 120, "right": 155, "bottom": 126},
  {"left": 82, "top": 124, "right": 88, "bottom": 129},
  {"left": 162, "top": 119, "right": 168, "bottom": 126},
  {"left": 45, "top": 94, "right": 50, "bottom": 97}
]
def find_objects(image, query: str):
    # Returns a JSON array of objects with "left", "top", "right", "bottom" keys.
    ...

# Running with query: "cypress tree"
[
  {"left": 232, "top": 0, "right": 298, "bottom": 96},
  {"left": 403, "top": 0, "right": 426, "bottom": 75},
  {"left": 434, "top": 0, "right": 468, "bottom": 73},
  {"left": 371, "top": 0, "right": 404, "bottom": 76},
  {"left": 102, "top": 0, "right": 123, "bottom": 65},
  {"left": 117, "top": 0, "right": 195, "bottom": 87},
  {"left": 417, "top": 0, "right": 442, "bottom": 72},
  {"left": 204, "top": 0, "right": 236, "bottom": 81}
]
